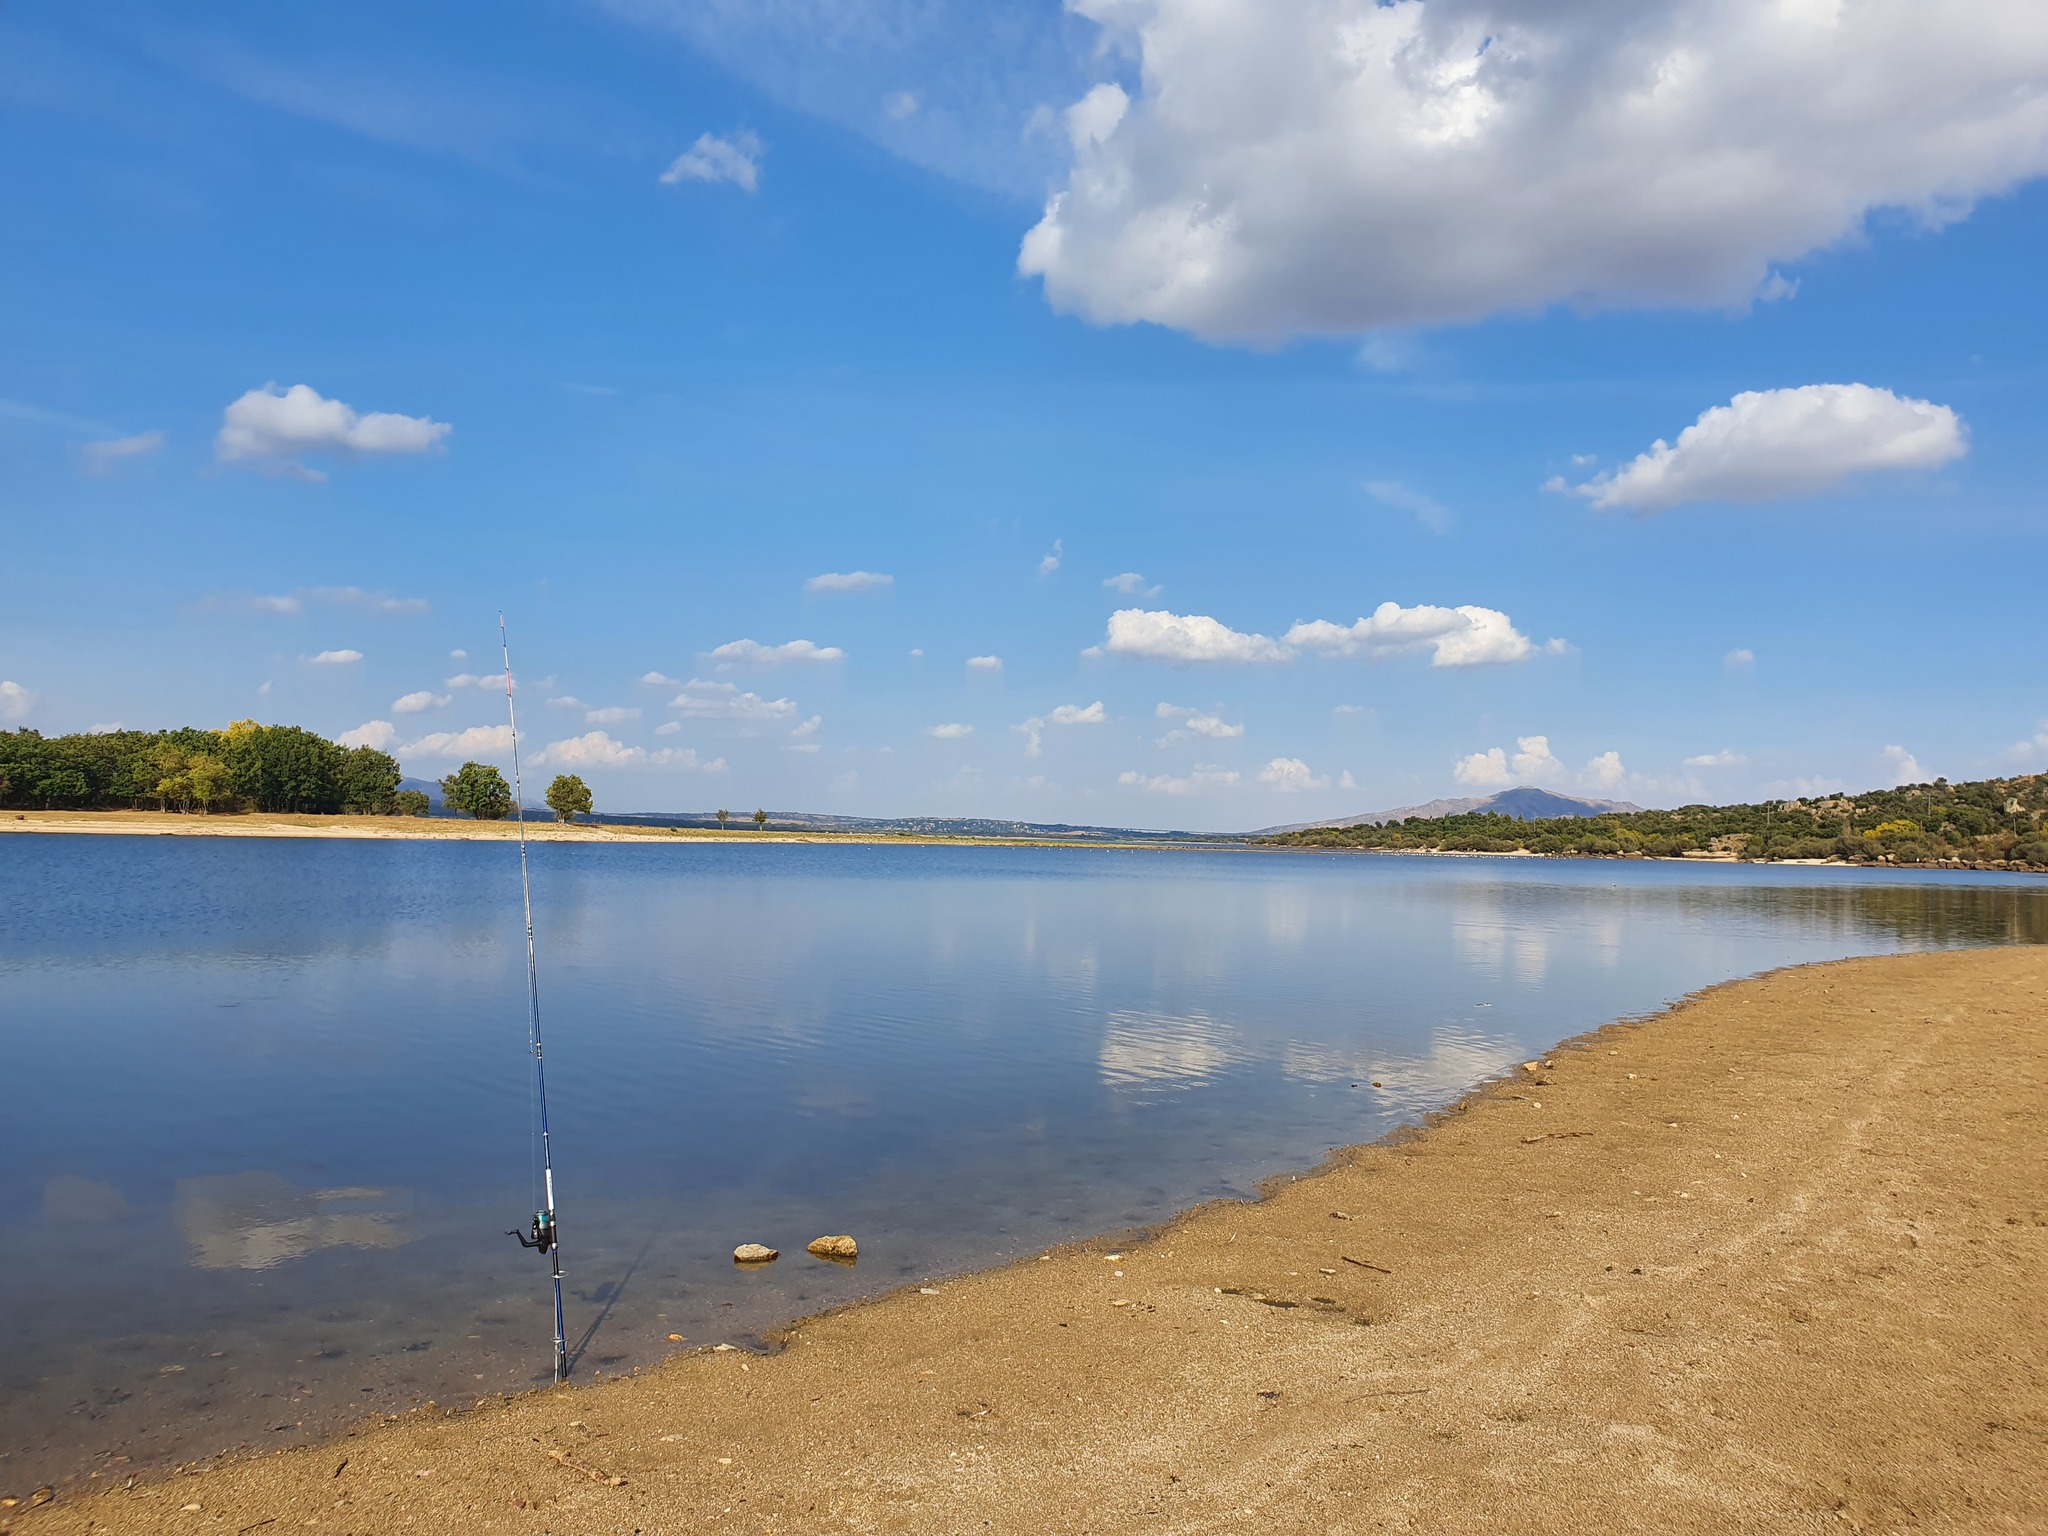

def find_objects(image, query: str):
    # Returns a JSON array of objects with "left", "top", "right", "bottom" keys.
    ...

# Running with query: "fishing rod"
[{"left": 499, "top": 614, "right": 569, "bottom": 1385}]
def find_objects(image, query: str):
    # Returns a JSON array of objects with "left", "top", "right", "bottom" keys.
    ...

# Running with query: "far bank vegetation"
[{"left": 1262, "top": 774, "right": 2048, "bottom": 870}]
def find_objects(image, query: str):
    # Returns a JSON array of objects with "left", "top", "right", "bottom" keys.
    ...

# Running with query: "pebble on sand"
[
  {"left": 733, "top": 1243, "right": 779, "bottom": 1264},
  {"left": 807, "top": 1234, "right": 859, "bottom": 1260}
]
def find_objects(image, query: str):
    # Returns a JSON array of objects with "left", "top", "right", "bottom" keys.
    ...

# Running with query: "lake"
[{"left": 2, "top": 834, "right": 2042, "bottom": 1492}]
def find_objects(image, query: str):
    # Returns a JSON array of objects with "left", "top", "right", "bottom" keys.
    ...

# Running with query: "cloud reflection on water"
[
  {"left": 174, "top": 1171, "right": 412, "bottom": 1271},
  {"left": 1099, "top": 1009, "right": 1245, "bottom": 1090}
]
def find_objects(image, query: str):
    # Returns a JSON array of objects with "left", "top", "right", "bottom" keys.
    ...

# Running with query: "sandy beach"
[{"left": 11, "top": 946, "right": 2044, "bottom": 1534}]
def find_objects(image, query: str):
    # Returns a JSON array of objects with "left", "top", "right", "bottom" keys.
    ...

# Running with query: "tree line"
[
  {"left": 0, "top": 723, "right": 607, "bottom": 824},
  {"left": 1261, "top": 773, "right": 2048, "bottom": 868}
]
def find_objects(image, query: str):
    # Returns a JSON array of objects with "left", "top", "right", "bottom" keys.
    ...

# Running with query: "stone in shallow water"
[
  {"left": 807, "top": 1235, "right": 858, "bottom": 1261},
  {"left": 732, "top": 1243, "right": 778, "bottom": 1264}
]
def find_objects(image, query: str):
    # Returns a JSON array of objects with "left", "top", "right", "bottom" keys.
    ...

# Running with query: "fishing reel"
[{"left": 508, "top": 1210, "right": 558, "bottom": 1255}]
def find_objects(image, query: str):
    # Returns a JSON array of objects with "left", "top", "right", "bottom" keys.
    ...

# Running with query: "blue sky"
[{"left": 4, "top": 0, "right": 2046, "bottom": 830}]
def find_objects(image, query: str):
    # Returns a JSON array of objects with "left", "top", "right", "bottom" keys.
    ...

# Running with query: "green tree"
[
  {"left": 440, "top": 761, "right": 513, "bottom": 820},
  {"left": 752, "top": 807, "right": 767, "bottom": 831},
  {"left": 391, "top": 788, "right": 431, "bottom": 817},
  {"left": 716, "top": 807, "right": 730, "bottom": 831},
  {"left": 222, "top": 720, "right": 347, "bottom": 812},
  {"left": 546, "top": 774, "right": 593, "bottom": 823},
  {"left": 339, "top": 746, "right": 403, "bottom": 814}
]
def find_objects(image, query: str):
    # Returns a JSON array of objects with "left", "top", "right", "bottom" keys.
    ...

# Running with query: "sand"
[{"left": 11, "top": 947, "right": 2045, "bottom": 1534}]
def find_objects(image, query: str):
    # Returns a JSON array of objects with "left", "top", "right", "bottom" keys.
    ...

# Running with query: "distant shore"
[
  {"left": 0, "top": 809, "right": 1187, "bottom": 850},
  {"left": 19, "top": 946, "right": 2046, "bottom": 1533}
]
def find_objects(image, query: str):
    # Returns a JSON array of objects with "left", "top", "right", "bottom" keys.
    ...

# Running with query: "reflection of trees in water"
[{"left": 1418, "top": 879, "right": 2048, "bottom": 950}]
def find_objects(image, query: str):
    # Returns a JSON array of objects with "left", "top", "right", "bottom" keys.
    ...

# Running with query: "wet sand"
[{"left": 12, "top": 947, "right": 2045, "bottom": 1534}]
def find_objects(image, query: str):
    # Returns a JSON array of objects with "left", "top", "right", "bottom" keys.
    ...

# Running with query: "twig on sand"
[
  {"left": 1341, "top": 1256, "right": 1392, "bottom": 1274},
  {"left": 1520, "top": 1131, "right": 1594, "bottom": 1144},
  {"left": 546, "top": 1448, "right": 627, "bottom": 1487}
]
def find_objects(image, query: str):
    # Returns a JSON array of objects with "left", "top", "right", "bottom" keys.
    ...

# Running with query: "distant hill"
[
  {"left": 1257, "top": 785, "right": 1643, "bottom": 836},
  {"left": 599, "top": 809, "right": 1230, "bottom": 842}
]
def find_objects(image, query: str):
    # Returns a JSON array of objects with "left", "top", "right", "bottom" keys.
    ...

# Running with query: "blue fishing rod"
[{"left": 499, "top": 614, "right": 569, "bottom": 1385}]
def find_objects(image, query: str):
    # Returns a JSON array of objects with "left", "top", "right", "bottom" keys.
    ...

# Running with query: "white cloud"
[
  {"left": 1725, "top": 648, "right": 1757, "bottom": 672},
  {"left": 392, "top": 691, "right": 450, "bottom": 715},
  {"left": 217, "top": 384, "right": 449, "bottom": 478},
  {"left": 0, "top": 680, "right": 37, "bottom": 721},
  {"left": 669, "top": 679, "right": 798, "bottom": 722},
  {"left": 1099, "top": 604, "right": 1547, "bottom": 667},
  {"left": 1881, "top": 744, "right": 1926, "bottom": 786},
  {"left": 547, "top": 696, "right": 584, "bottom": 710},
  {"left": 449, "top": 649, "right": 467, "bottom": 661},
  {"left": 1104, "top": 571, "right": 1160, "bottom": 597},
  {"left": 640, "top": 671, "right": 678, "bottom": 687},
  {"left": 2004, "top": 724, "right": 2048, "bottom": 764},
  {"left": 967, "top": 655, "right": 1003, "bottom": 672},
  {"left": 1098, "top": 609, "right": 1289, "bottom": 665},
  {"left": 1017, "top": 700, "right": 1108, "bottom": 756},
  {"left": 88, "top": 722, "right": 124, "bottom": 735},
  {"left": 1156, "top": 703, "right": 1244, "bottom": 744},
  {"left": 654, "top": 721, "right": 682, "bottom": 737},
  {"left": 238, "top": 586, "right": 429, "bottom": 617},
  {"left": 908, "top": 648, "right": 925, "bottom": 659},
  {"left": 1568, "top": 385, "right": 1967, "bottom": 512},
  {"left": 250, "top": 594, "right": 303, "bottom": 614},
  {"left": 1683, "top": 749, "right": 1748, "bottom": 769},
  {"left": 1454, "top": 748, "right": 1512, "bottom": 789},
  {"left": 805, "top": 570, "right": 894, "bottom": 593},
  {"left": 1258, "top": 757, "right": 1328, "bottom": 793},
  {"left": 927, "top": 722, "right": 975, "bottom": 739},
  {"left": 535, "top": 731, "right": 643, "bottom": 768},
  {"left": 80, "top": 431, "right": 164, "bottom": 474},
  {"left": 1365, "top": 479, "right": 1452, "bottom": 534},
  {"left": 1338, "top": 769, "right": 1359, "bottom": 792},
  {"left": 1038, "top": 538, "right": 1063, "bottom": 577},
  {"left": 337, "top": 720, "right": 398, "bottom": 750},
  {"left": 1457, "top": 736, "right": 1629, "bottom": 792},
  {"left": 791, "top": 715, "right": 823, "bottom": 741},
  {"left": 306, "top": 649, "right": 363, "bottom": 666},
  {"left": 1287, "top": 604, "right": 1548, "bottom": 668},
  {"left": 445, "top": 672, "right": 496, "bottom": 690},
  {"left": 1119, "top": 764, "right": 1241, "bottom": 796},
  {"left": 884, "top": 90, "right": 920, "bottom": 121},
  {"left": 398, "top": 724, "right": 515, "bottom": 759},
  {"left": 706, "top": 638, "right": 845, "bottom": 671},
  {"left": 585, "top": 706, "right": 642, "bottom": 725},
  {"left": 1022, "top": 0, "right": 2048, "bottom": 343},
  {"left": 660, "top": 129, "right": 765, "bottom": 192}
]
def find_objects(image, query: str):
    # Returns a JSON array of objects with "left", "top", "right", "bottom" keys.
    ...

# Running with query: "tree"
[
  {"left": 391, "top": 788, "right": 431, "bottom": 817},
  {"left": 752, "top": 807, "right": 767, "bottom": 831},
  {"left": 339, "top": 746, "right": 403, "bottom": 814},
  {"left": 716, "top": 808, "right": 730, "bottom": 831},
  {"left": 546, "top": 774, "right": 593, "bottom": 823},
  {"left": 441, "top": 761, "right": 513, "bottom": 820}
]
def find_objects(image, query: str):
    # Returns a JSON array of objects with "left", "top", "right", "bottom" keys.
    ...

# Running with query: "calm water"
[{"left": 2, "top": 835, "right": 2043, "bottom": 1492}]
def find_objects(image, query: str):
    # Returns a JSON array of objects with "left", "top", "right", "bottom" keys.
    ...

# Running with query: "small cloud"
[
  {"left": 560, "top": 381, "right": 619, "bottom": 396},
  {"left": 1725, "top": 648, "right": 1756, "bottom": 671},
  {"left": 640, "top": 670, "right": 678, "bottom": 687},
  {"left": 1453, "top": 747, "right": 1512, "bottom": 788},
  {"left": 1333, "top": 703, "right": 1369, "bottom": 719},
  {"left": 1339, "top": 769, "right": 1359, "bottom": 791},
  {"left": 1682, "top": 749, "right": 1748, "bottom": 769},
  {"left": 791, "top": 715, "right": 823, "bottom": 741},
  {"left": 660, "top": 130, "right": 764, "bottom": 192},
  {"left": 927, "top": 723, "right": 975, "bottom": 739},
  {"left": 1583, "top": 750, "right": 1627, "bottom": 791},
  {"left": 1156, "top": 703, "right": 1243, "bottom": 744},
  {"left": 1365, "top": 479, "right": 1452, "bottom": 534},
  {"left": 250, "top": 594, "right": 303, "bottom": 614},
  {"left": 1258, "top": 757, "right": 1328, "bottom": 793},
  {"left": 1356, "top": 333, "right": 1420, "bottom": 374},
  {"left": 1565, "top": 384, "right": 1966, "bottom": 513},
  {"left": 79, "top": 430, "right": 165, "bottom": 475},
  {"left": 1118, "top": 764, "right": 1240, "bottom": 796},
  {"left": 1104, "top": 572, "right": 1161, "bottom": 597},
  {"left": 1038, "top": 538, "right": 1063, "bottom": 577},
  {"left": 535, "top": 731, "right": 643, "bottom": 768},
  {"left": 392, "top": 691, "right": 450, "bottom": 715},
  {"left": 88, "top": 722, "right": 125, "bottom": 735},
  {"left": 0, "top": 679, "right": 37, "bottom": 721},
  {"left": 338, "top": 720, "right": 398, "bottom": 750},
  {"left": 669, "top": 679, "right": 798, "bottom": 722},
  {"left": 398, "top": 724, "right": 516, "bottom": 759},
  {"left": 805, "top": 571, "right": 893, "bottom": 594},
  {"left": 450, "top": 649, "right": 468, "bottom": 661},
  {"left": 2004, "top": 723, "right": 2048, "bottom": 764},
  {"left": 1099, "top": 609, "right": 1289, "bottom": 665},
  {"left": 1017, "top": 700, "right": 1107, "bottom": 755},
  {"left": 884, "top": 90, "right": 919, "bottom": 120},
  {"left": 216, "top": 383, "right": 449, "bottom": 479},
  {"left": 706, "top": 638, "right": 845, "bottom": 671},
  {"left": 547, "top": 696, "right": 584, "bottom": 710},
  {"left": 445, "top": 672, "right": 505, "bottom": 690},
  {"left": 967, "top": 655, "right": 1003, "bottom": 673},
  {"left": 585, "top": 706, "right": 642, "bottom": 725},
  {"left": 257, "top": 680, "right": 272, "bottom": 697},
  {"left": 306, "top": 649, "right": 363, "bottom": 666},
  {"left": 654, "top": 721, "right": 682, "bottom": 737},
  {"left": 909, "top": 648, "right": 925, "bottom": 659},
  {"left": 1880, "top": 744, "right": 1925, "bottom": 786},
  {"left": 1757, "top": 271, "right": 1800, "bottom": 303}
]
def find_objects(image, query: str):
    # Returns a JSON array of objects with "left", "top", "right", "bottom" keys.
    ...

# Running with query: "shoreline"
[
  {"left": 15, "top": 946, "right": 2044, "bottom": 1533},
  {"left": 5, "top": 810, "right": 2041, "bottom": 874}
]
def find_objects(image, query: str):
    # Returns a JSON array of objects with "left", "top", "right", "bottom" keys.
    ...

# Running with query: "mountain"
[
  {"left": 599, "top": 809, "right": 1230, "bottom": 842},
  {"left": 1256, "top": 786, "right": 1644, "bottom": 836}
]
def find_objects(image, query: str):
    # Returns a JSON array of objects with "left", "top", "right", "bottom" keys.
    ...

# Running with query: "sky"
[{"left": 3, "top": 0, "right": 2046, "bottom": 832}]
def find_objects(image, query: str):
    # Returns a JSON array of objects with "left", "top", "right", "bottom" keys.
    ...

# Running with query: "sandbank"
[{"left": 11, "top": 947, "right": 2046, "bottom": 1533}]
